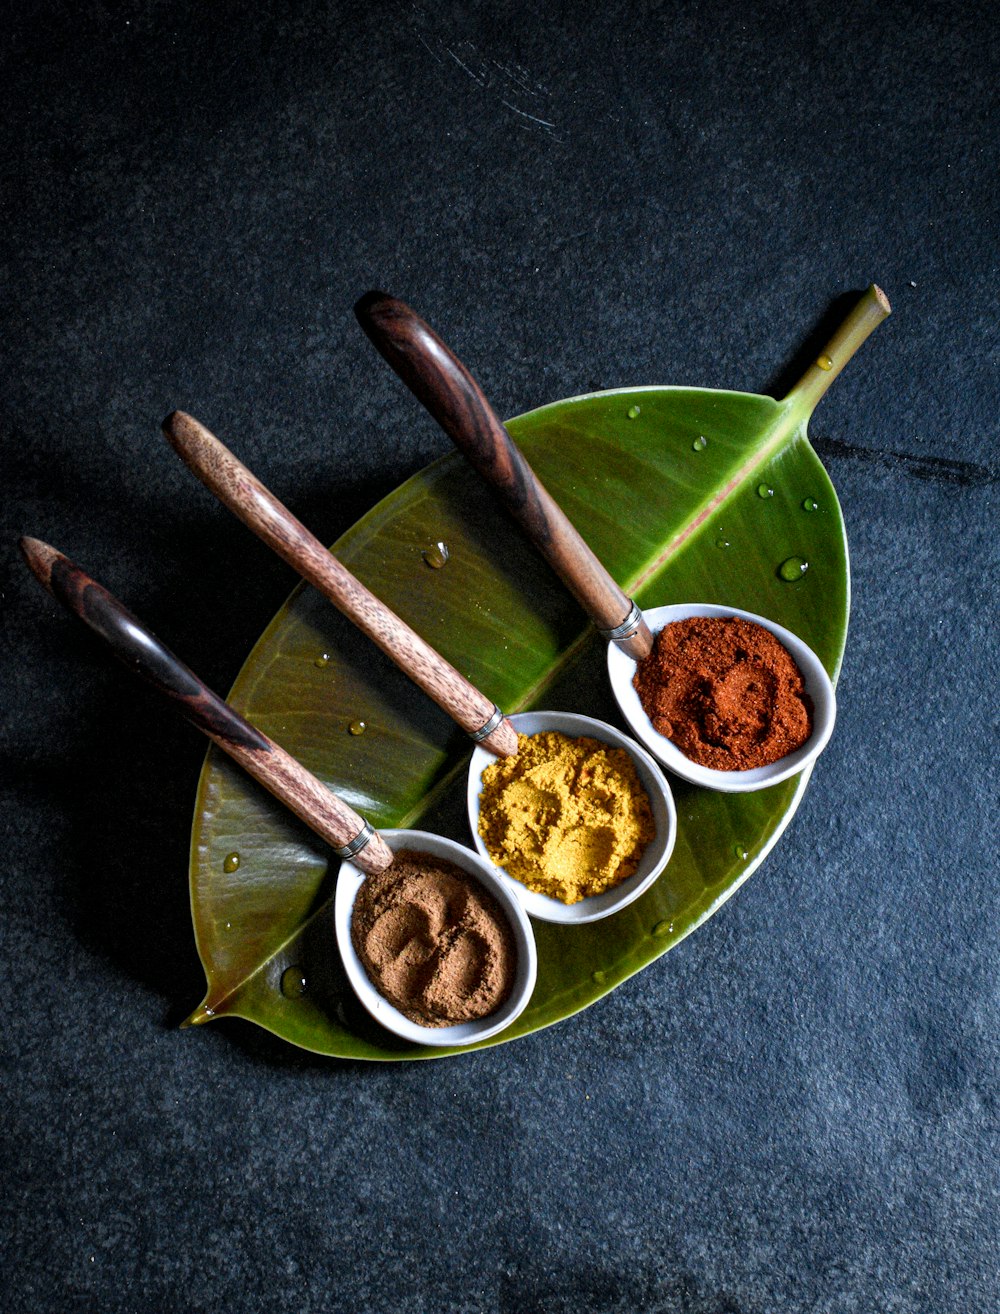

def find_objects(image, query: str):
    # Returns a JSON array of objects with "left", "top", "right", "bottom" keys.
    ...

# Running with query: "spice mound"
[
  {"left": 632, "top": 616, "right": 813, "bottom": 770},
  {"left": 477, "top": 731, "right": 655, "bottom": 905},
  {"left": 350, "top": 850, "right": 516, "bottom": 1028}
]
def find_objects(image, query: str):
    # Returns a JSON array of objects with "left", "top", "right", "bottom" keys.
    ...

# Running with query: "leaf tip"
[{"left": 181, "top": 1001, "right": 216, "bottom": 1028}]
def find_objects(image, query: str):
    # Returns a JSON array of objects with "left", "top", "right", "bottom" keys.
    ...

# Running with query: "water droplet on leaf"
[
  {"left": 692, "top": 434, "right": 708, "bottom": 451},
  {"left": 349, "top": 720, "right": 367, "bottom": 736},
  {"left": 757, "top": 483, "right": 774, "bottom": 499},
  {"left": 816, "top": 354, "right": 833, "bottom": 371},
  {"left": 778, "top": 556, "right": 809, "bottom": 582},
  {"left": 314, "top": 653, "right": 330, "bottom": 668},
  {"left": 802, "top": 497, "right": 818, "bottom": 512},
  {"left": 280, "top": 966, "right": 308, "bottom": 998},
  {"left": 627, "top": 404, "right": 641, "bottom": 419},
  {"left": 223, "top": 852, "right": 240, "bottom": 873},
  {"left": 422, "top": 541, "right": 449, "bottom": 569}
]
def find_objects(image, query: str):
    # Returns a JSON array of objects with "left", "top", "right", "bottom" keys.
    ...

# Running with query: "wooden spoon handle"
[
  {"left": 19, "top": 537, "right": 394, "bottom": 875},
  {"left": 162, "top": 411, "right": 516, "bottom": 757},
  {"left": 354, "top": 291, "right": 653, "bottom": 661}
]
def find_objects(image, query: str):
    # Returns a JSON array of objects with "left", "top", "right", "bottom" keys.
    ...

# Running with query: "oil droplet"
[
  {"left": 591, "top": 969, "right": 607, "bottom": 985},
  {"left": 715, "top": 537, "right": 731, "bottom": 550},
  {"left": 802, "top": 497, "right": 819, "bottom": 512},
  {"left": 816, "top": 354, "right": 834, "bottom": 371},
  {"left": 223, "top": 852, "right": 240, "bottom": 873},
  {"left": 757, "top": 483, "right": 774, "bottom": 499},
  {"left": 653, "top": 919, "right": 674, "bottom": 937},
  {"left": 778, "top": 556, "right": 809, "bottom": 582},
  {"left": 314, "top": 652, "right": 330, "bottom": 668},
  {"left": 733, "top": 843, "right": 749, "bottom": 861},
  {"left": 280, "top": 966, "right": 308, "bottom": 998},
  {"left": 692, "top": 434, "right": 708, "bottom": 451},
  {"left": 348, "top": 719, "right": 367, "bottom": 736},
  {"left": 627, "top": 404, "right": 641, "bottom": 419},
  {"left": 422, "top": 541, "right": 449, "bottom": 569}
]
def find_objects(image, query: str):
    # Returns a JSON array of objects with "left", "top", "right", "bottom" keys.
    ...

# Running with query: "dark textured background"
[{"left": 2, "top": 2, "right": 998, "bottom": 1311}]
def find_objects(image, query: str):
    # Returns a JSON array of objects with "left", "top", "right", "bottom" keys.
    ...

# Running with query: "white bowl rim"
[
  {"left": 334, "top": 828, "right": 538, "bottom": 1047},
  {"left": 606, "top": 602, "right": 836, "bottom": 793},
  {"left": 467, "top": 710, "right": 677, "bottom": 925}
]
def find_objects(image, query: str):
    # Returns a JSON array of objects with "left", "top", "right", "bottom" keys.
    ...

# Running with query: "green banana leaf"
[{"left": 185, "top": 288, "right": 888, "bottom": 1059}]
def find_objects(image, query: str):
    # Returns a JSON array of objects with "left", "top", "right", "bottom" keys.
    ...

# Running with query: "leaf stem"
[{"left": 784, "top": 284, "right": 891, "bottom": 418}]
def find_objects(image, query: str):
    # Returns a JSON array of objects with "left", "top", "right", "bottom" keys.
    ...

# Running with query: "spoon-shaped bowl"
[
  {"left": 467, "top": 711, "right": 677, "bottom": 924},
  {"left": 607, "top": 603, "right": 837, "bottom": 792},
  {"left": 335, "top": 829, "right": 537, "bottom": 1046}
]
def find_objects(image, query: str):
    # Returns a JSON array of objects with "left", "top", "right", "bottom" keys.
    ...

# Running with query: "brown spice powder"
[
  {"left": 632, "top": 616, "right": 813, "bottom": 770},
  {"left": 350, "top": 850, "right": 516, "bottom": 1028}
]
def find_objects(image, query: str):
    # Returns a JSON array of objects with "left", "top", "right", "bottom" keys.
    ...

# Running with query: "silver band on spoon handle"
[{"left": 598, "top": 601, "right": 645, "bottom": 643}]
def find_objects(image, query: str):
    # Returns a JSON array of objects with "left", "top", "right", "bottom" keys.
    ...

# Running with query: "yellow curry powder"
[{"left": 477, "top": 731, "right": 655, "bottom": 904}]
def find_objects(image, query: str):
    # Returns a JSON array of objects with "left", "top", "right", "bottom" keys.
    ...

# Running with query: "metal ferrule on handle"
[
  {"left": 334, "top": 822, "right": 375, "bottom": 860},
  {"left": 469, "top": 704, "right": 506, "bottom": 743},
  {"left": 598, "top": 600, "right": 645, "bottom": 646}
]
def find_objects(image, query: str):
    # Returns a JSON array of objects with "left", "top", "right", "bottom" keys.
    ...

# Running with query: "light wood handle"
[
  {"left": 20, "top": 537, "right": 394, "bottom": 875},
  {"left": 354, "top": 291, "right": 653, "bottom": 660},
  {"left": 162, "top": 410, "right": 517, "bottom": 757}
]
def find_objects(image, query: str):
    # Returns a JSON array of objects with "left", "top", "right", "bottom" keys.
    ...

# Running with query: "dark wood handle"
[
  {"left": 354, "top": 291, "right": 653, "bottom": 660},
  {"left": 19, "top": 537, "right": 394, "bottom": 875},
  {"left": 162, "top": 411, "right": 517, "bottom": 757}
]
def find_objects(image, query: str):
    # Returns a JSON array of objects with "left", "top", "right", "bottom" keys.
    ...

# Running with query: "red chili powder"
[{"left": 632, "top": 616, "right": 813, "bottom": 770}]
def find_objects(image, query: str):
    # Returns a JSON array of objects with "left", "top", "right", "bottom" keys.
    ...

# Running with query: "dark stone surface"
[{"left": 2, "top": 2, "right": 996, "bottom": 1311}]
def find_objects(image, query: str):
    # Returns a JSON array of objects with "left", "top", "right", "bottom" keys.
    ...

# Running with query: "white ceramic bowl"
[
  {"left": 467, "top": 710, "right": 677, "bottom": 925},
  {"left": 335, "top": 829, "right": 537, "bottom": 1047},
  {"left": 606, "top": 603, "right": 836, "bottom": 793}
]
